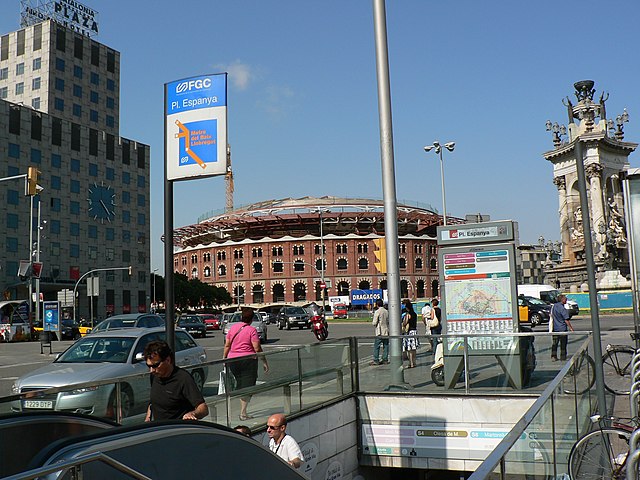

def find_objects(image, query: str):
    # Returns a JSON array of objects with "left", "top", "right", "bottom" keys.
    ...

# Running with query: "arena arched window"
[
  {"left": 415, "top": 258, "right": 423, "bottom": 270},
  {"left": 314, "top": 244, "right": 326, "bottom": 254},
  {"left": 399, "top": 258, "right": 406, "bottom": 269},
  {"left": 432, "top": 279, "right": 439, "bottom": 297},
  {"left": 203, "top": 252, "right": 211, "bottom": 262},
  {"left": 315, "top": 258, "right": 326, "bottom": 272},
  {"left": 234, "top": 285, "right": 245, "bottom": 304},
  {"left": 399, "top": 243, "right": 406, "bottom": 254},
  {"left": 430, "top": 258, "right": 437, "bottom": 270},
  {"left": 337, "top": 281, "right": 350, "bottom": 296},
  {"left": 217, "top": 251, "right": 226, "bottom": 260},
  {"left": 294, "top": 260, "right": 305, "bottom": 272},
  {"left": 337, "top": 258, "right": 348, "bottom": 270},
  {"left": 218, "top": 264, "right": 226, "bottom": 276},
  {"left": 273, "top": 261, "right": 284, "bottom": 273},
  {"left": 358, "top": 280, "right": 370, "bottom": 290},
  {"left": 191, "top": 254, "right": 198, "bottom": 264},
  {"left": 272, "top": 284, "right": 285, "bottom": 302},
  {"left": 191, "top": 267, "right": 198, "bottom": 279},
  {"left": 416, "top": 280, "right": 425, "bottom": 298},
  {"left": 253, "top": 262, "right": 263, "bottom": 274},
  {"left": 234, "top": 249, "right": 244, "bottom": 259},
  {"left": 204, "top": 266, "right": 211, "bottom": 278},
  {"left": 357, "top": 243, "right": 368, "bottom": 254},
  {"left": 234, "top": 263, "right": 244, "bottom": 275},
  {"left": 400, "top": 279, "right": 409, "bottom": 298},
  {"left": 358, "top": 258, "right": 368, "bottom": 270},
  {"left": 293, "top": 282, "right": 306, "bottom": 301},
  {"left": 252, "top": 285, "right": 264, "bottom": 304}
]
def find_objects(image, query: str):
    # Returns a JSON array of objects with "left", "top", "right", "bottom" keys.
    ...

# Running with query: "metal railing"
[{"left": 626, "top": 349, "right": 640, "bottom": 479}]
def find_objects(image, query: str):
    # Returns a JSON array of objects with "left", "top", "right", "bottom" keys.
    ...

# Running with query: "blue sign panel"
[
  {"left": 351, "top": 289, "right": 383, "bottom": 305},
  {"left": 43, "top": 301, "right": 60, "bottom": 332},
  {"left": 165, "top": 73, "right": 228, "bottom": 181}
]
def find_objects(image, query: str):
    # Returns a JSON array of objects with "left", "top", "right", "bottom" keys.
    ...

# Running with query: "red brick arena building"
[{"left": 172, "top": 197, "right": 463, "bottom": 307}]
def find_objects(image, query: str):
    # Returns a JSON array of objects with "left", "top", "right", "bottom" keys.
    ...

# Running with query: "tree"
[{"left": 172, "top": 273, "right": 232, "bottom": 310}]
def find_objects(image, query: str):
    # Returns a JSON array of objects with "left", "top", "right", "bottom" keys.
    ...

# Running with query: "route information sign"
[{"left": 165, "top": 73, "right": 227, "bottom": 181}]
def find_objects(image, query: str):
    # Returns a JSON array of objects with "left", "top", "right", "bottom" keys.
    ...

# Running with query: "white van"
[{"left": 517, "top": 284, "right": 579, "bottom": 316}]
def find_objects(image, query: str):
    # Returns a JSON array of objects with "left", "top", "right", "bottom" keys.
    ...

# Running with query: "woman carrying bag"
[{"left": 401, "top": 299, "right": 419, "bottom": 368}]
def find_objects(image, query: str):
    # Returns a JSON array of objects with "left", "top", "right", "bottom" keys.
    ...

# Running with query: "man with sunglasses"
[
  {"left": 266, "top": 413, "right": 304, "bottom": 469},
  {"left": 143, "top": 340, "right": 208, "bottom": 421}
]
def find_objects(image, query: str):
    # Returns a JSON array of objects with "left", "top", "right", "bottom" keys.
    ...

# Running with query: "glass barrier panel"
[{"left": 299, "top": 341, "right": 353, "bottom": 410}]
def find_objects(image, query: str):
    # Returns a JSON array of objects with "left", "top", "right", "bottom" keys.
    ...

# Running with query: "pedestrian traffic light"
[
  {"left": 373, "top": 237, "right": 387, "bottom": 273},
  {"left": 26, "top": 166, "right": 40, "bottom": 196}
]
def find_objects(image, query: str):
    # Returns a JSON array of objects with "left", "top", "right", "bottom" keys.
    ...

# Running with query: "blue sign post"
[
  {"left": 43, "top": 301, "right": 60, "bottom": 333},
  {"left": 351, "top": 289, "right": 383, "bottom": 306}
]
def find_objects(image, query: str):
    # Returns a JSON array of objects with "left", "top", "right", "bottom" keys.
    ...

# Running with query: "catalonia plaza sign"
[{"left": 21, "top": 0, "right": 99, "bottom": 37}]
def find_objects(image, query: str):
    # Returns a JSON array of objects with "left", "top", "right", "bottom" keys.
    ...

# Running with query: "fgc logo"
[{"left": 176, "top": 78, "right": 212, "bottom": 94}]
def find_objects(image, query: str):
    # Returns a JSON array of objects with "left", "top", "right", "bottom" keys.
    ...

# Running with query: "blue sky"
[{"left": 3, "top": 1, "right": 640, "bottom": 275}]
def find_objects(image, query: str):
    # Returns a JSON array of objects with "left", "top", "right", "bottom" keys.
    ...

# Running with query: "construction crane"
[{"left": 225, "top": 144, "right": 234, "bottom": 212}]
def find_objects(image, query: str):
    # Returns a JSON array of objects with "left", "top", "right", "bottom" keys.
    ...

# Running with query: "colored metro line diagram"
[
  {"left": 443, "top": 250, "right": 509, "bottom": 281},
  {"left": 174, "top": 119, "right": 218, "bottom": 170}
]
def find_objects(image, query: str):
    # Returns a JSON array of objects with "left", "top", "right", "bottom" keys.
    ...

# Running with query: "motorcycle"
[{"left": 310, "top": 315, "right": 328, "bottom": 341}]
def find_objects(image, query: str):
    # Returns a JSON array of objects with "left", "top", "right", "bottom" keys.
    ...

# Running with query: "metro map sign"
[{"left": 165, "top": 73, "right": 228, "bottom": 181}]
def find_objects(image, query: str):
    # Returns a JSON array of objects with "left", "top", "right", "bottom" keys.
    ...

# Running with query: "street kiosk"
[{"left": 437, "top": 221, "right": 532, "bottom": 389}]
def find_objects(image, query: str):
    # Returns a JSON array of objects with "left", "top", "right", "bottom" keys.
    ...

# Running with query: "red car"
[
  {"left": 333, "top": 304, "right": 348, "bottom": 319},
  {"left": 199, "top": 313, "right": 222, "bottom": 331}
]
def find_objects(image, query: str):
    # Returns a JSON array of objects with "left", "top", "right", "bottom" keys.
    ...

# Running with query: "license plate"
[{"left": 23, "top": 400, "right": 53, "bottom": 409}]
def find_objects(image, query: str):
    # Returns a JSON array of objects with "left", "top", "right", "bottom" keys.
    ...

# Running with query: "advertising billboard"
[{"left": 165, "top": 73, "right": 228, "bottom": 181}]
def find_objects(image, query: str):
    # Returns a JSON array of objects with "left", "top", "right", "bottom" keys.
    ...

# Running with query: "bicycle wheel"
[
  {"left": 568, "top": 427, "right": 630, "bottom": 480},
  {"left": 563, "top": 352, "right": 596, "bottom": 395},
  {"left": 602, "top": 346, "right": 636, "bottom": 395}
]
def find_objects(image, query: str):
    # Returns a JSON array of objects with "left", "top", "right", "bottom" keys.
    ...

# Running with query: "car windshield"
[
  {"left": 57, "top": 336, "right": 135, "bottom": 363},
  {"left": 61, "top": 319, "right": 77, "bottom": 327},
  {"left": 178, "top": 316, "right": 202, "bottom": 325},
  {"left": 286, "top": 307, "right": 306, "bottom": 315}
]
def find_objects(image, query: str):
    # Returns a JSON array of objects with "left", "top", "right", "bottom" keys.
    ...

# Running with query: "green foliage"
[{"left": 173, "top": 273, "right": 232, "bottom": 309}]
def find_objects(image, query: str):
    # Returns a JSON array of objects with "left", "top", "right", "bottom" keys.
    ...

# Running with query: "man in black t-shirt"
[{"left": 144, "top": 340, "right": 208, "bottom": 421}]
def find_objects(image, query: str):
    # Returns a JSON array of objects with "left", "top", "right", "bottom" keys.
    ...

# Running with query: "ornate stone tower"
[{"left": 543, "top": 81, "right": 637, "bottom": 289}]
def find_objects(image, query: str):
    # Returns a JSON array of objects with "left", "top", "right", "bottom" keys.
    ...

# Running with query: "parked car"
[
  {"left": 277, "top": 306, "right": 311, "bottom": 330},
  {"left": 333, "top": 304, "right": 348, "bottom": 319},
  {"left": 258, "top": 311, "right": 277, "bottom": 324},
  {"left": 518, "top": 295, "right": 552, "bottom": 327},
  {"left": 90, "top": 314, "right": 164, "bottom": 334},
  {"left": 59, "top": 319, "right": 82, "bottom": 340},
  {"left": 176, "top": 314, "right": 207, "bottom": 338},
  {"left": 199, "top": 313, "right": 222, "bottom": 331},
  {"left": 11, "top": 327, "right": 208, "bottom": 419},
  {"left": 222, "top": 311, "right": 268, "bottom": 343}
]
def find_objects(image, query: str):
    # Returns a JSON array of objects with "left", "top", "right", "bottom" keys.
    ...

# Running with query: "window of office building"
[
  {"left": 88, "top": 225, "right": 97, "bottom": 239},
  {"left": 0, "top": 35, "right": 8, "bottom": 61},
  {"left": 31, "top": 112, "right": 41, "bottom": 140},
  {"left": 90, "top": 91, "right": 98, "bottom": 103},
  {"left": 106, "top": 97, "right": 114, "bottom": 109},
  {"left": 137, "top": 213, "right": 145, "bottom": 226},
  {"left": 15, "top": 82, "right": 24, "bottom": 95},
  {"left": 73, "top": 65, "right": 82, "bottom": 78},
  {"left": 137, "top": 175, "right": 145, "bottom": 188},
  {"left": 89, "top": 110, "right": 98, "bottom": 122},
  {"left": 0, "top": 87, "right": 7, "bottom": 99},
  {"left": 71, "top": 123, "right": 81, "bottom": 151},
  {"left": 7, "top": 190, "right": 19, "bottom": 205},
  {"left": 70, "top": 180, "right": 80, "bottom": 193},
  {"left": 50, "top": 220, "right": 60, "bottom": 234},
  {"left": 89, "top": 163, "right": 98, "bottom": 176},
  {"left": 73, "top": 84, "right": 82, "bottom": 97},
  {"left": 7, "top": 213, "right": 18, "bottom": 229},
  {"left": 54, "top": 97, "right": 64, "bottom": 111},
  {"left": 31, "top": 97, "right": 40, "bottom": 109},
  {"left": 137, "top": 144, "right": 146, "bottom": 168},
  {"left": 70, "top": 158, "right": 80, "bottom": 172},
  {"left": 107, "top": 78, "right": 115, "bottom": 91},
  {"left": 51, "top": 154, "right": 61, "bottom": 168},
  {"left": 107, "top": 49, "right": 115, "bottom": 72},
  {"left": 51, "top": 118, "right": 62, "bottom": 146},
  {"left": 32, "top": 57, "right": 41, "bottom": 70},
  {"left": 73, "top": 104, "right": 81, "bottom": 117},
  {"left": 16, "top": 63, "right": 24, "bottom": 75},
  {"left": 31, "top": 148, "right": 41, "bottom": 164},
  {"left": 106, "top": 115, "right": 114, "bottom": 127},
  {"left": 33, "top": 24, "right": 42, "bottom": 50},
  {"left": 70, "top": 201, "right": 79, "bottom": 215},
  {"left": 137, "top": 194, "right": 145, "bottom": 207},
  {"left": 70, "top": 244, "right": 79, "bottom": 258},
  {"left": 89, "top": 128, "right": 98, "bottom": 155},
  {"left": 90, "top": 72, "right": 99, "bottom": 85},
  {"left": 32, "top": 77, "right": 40, "bottom": 90},
  {"left": 74, "top": 36, "right": 83, "bottom": 59},
  {"left": 106, "top": 228, "right": 114, "bottom": 241},
  {"left": 16, "top": 29, "right": 25, "bottom": 56},
  {"left": 122, "top": 172, "right": 130, "bottom": 184},
  {"left": 91, "top": 43, "right": 99, "bottom": 66},
  {"left": 122, "top": 140, "right": 130, "bottom": 164},
  {"left": 55, "top": 57, "right": 65, "bottom": 71},
  {"left": 55, "top": 77, "right": 64, "bottom": 91},
  {"left": 122, "top": 210, "right": 130, "bottom": 223},
  {"left": 9, "top": 108, "right": 20, "bottom": 135},
  {"left": 56, "top": 27, "right": 66, "bottom": 51},
  {"left": 50, "top": 197, "right": 60, "bottom": 212},
  {"left": 0, "top": 67, "right": 7, "bottom": 79},
  {"left": 70, "top": 223, "right": 79, "bottom": 236},
  {"left": 6, "top": 238, "right": 18, "bottom": 252},
  {"left": 106, "top": 134, "right": 114, "bottom": 160}
]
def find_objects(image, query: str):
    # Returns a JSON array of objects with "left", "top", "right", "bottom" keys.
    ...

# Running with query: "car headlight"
[
  {"left": 62, "top": 386, "right": 99, "bottom": 396},
  {"left": 11, "top": 383, "right": 19, "bottom": 394}
]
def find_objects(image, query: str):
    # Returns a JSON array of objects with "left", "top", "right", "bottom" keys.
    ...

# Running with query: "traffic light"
[
  {"left": 373, "top": 237, "right": 387, "bottom": 273},
  {"left": 26, "top": 166, "right": 40, "bottom": 196}
]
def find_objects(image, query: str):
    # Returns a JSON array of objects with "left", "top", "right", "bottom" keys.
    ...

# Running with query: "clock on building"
[{"left": 87, "top": 182, "right": 116, "bottom": 223}]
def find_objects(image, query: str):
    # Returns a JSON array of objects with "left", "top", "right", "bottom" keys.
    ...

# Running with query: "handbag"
[
  {"left": 427, "top": 310, "right": 439, "bottom": 329},
  {"left": 218, "top": 324, "right": 246, "bottom": 395},
  {"left": 218, "top": 368, "right": 227, "bottom": 395}
]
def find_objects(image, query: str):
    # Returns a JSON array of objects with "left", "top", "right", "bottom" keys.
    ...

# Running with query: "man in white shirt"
[
  {"left": 267, "top": 413, "right": 305, "bottom": 469},
  {"left": 421, "top": 302, "right": 432, "bottom": 335}
]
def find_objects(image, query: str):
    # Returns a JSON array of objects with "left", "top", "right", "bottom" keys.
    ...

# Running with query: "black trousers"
[{"left": 551, "top": 335, "right": 567, "bottom": 360}]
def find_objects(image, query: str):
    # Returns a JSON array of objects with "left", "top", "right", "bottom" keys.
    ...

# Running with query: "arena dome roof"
[{"left": 172, "top": 196, "right": 463, "bottom": 248}]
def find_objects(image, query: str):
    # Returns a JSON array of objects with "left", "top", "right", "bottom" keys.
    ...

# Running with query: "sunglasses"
[
  {"left": 146, "top": 359, "right": 164, "bottom": 369},
  {"left": 266, "top": 424, "right": 283, "bottom": 430}
]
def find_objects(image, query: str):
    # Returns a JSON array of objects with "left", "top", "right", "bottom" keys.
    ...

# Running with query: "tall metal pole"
[
  {"left": 28, "top": 195, "right": 33, "bottom": 328},
  {"left": 164, "top": 83, "right": 176, "bottom": 353},
  {"left": 439, "top": 149, "right": 448, "bottom": 226},
  {"left": 574, "top": 140, "right": 607, "bottom": 415},
  {"left": 372, "top": 0, "right": 404, "bottom": 387},
  {"left": 35, "top": 197, "right": 41, "bottom": 327},
  {"left": 319, "top": 210, "right": 326, "bottom": 315}
]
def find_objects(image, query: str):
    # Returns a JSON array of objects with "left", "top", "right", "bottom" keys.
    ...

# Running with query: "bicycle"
[
  {"left": 562, "top": 334, "right": 637, "bottom": 395},
  {"left": 568, "top": 414, "right": 636, "bottom": 480}
]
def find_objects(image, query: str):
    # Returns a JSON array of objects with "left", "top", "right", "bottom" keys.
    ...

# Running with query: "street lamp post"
[
  {"left": 424, "top": 141, "right": 455, "bottom": 226},
  {"left": 73, "top": 266, "right": 131, "bottom": 322},
  {"left": 152, "top": 268, "right": 159, "bottom": 312}
]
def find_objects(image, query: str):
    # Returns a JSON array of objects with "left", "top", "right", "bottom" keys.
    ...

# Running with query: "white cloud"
[
  {"left": 214, "top": 60, "right": 253, "bottom": 90},
  {"left": 257, "top": 85, "right": 296, "bottom": 117}
]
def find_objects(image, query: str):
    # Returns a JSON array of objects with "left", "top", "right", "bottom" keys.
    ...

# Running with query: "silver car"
[
  {"left": 90, "top": 313, "right": 164, "bottom": 333},
  {"left": 11, "top": 327, "right": 207, "bottom": 420},
  {"left": 222, "top": 311, "right": 268, "bottom": 343}
]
